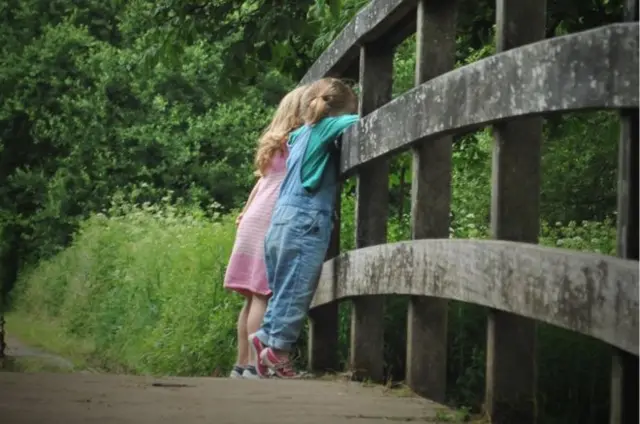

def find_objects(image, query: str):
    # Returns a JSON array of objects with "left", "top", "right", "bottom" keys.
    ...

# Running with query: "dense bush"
[{"left": 11, "top": 199, "right": 242, "bottom": 375}]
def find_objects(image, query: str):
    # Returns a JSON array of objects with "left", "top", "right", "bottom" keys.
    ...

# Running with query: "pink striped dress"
[{"left": 223, "top": 151, "right": 287, "bottom": 296}]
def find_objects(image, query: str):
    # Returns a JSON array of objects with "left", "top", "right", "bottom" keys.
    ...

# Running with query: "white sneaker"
[
  {"left": 229, "top": 365, "right": 245, "bottom": 379},
  {"left": 242, "top": 365, "right": 261, "bottom": 379}
]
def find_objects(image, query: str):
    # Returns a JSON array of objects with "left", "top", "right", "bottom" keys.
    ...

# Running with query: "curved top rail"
[
  {"left": 300, "top": 0, "right": 416, "bottom": 85},
  {"left": 339, "top": 23, "right": 639, "bottom": 174},
  {"left": 311, "top": 239, "right": 639, "bottom": 355}
]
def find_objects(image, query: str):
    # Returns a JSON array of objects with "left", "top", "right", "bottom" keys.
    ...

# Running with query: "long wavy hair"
[{"left": 254, "top": 85, "right": 308, "bottom": 177}]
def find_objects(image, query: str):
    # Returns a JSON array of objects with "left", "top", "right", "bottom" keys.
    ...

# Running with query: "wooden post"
[
  {"left": 485, "top": 1, "right": 546, "bottom": 423},
  {"left": 609, "top": 3, "right": 639, "bottom": 417},
  {"left": 349, "top": 42, "right": 393, "bottom": 382},
  {"left": 609, "top": 113, "right": 640, "bottom": 424},
  {"left": 308, "top": 185, "right": 341, "bottom": 373},
  {"left": 610, "top": 2, "right": 639, "bottom": 422},
  {"left": 406, "top": 0, "right": 458, "bottom": 403}
]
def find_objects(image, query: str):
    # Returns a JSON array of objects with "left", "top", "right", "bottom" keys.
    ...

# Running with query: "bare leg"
[
  {"left": 247, "top": 294, "right": 269, "bottom": 336},
  {"left": 236, "top": 295, "right": 251, "bottom": 366},
  {"left": 247, "top": 294, "right": 269, "bottom": 363}
]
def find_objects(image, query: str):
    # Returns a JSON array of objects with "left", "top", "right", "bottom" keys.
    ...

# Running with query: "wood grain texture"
[
  {"left": 485, "top": 1, "right": 546, "bottom": 422},
  {"left": 609, "top": 3, "right": 639, "bottom": 422},
  {"left": 349, "top": 43, "right": 394, "bottom": 382},
  {"left": 610, "top": 111, "right": 639, "bottom": 424},
  {"left": 310, "top": 239, "right": 639, "bottom": 356},
  {"left": 406, "top": 0, "right": 458, "bottom": 403},
  {"left": 339, "top": 23, "right": 639, "bottom": 174}
]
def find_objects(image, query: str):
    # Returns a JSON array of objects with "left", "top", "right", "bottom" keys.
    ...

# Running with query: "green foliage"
[
  {"left": 307, "top": 0, "right": 368, "bottom": 56},
  {"left": 130, "top": 0, "right": 321, "bottom": 84},
  {"left": 0, "top": 8, "right": 289, "bottom": 293},
  {"left": 540, "top": 219, "right": 617, "bottom": 255},
  {"left": 542, "top": 112, "right": 619, "bottom": 223},
  {"left": 11, "top": 201, "right": 242, "bottom": 375}
]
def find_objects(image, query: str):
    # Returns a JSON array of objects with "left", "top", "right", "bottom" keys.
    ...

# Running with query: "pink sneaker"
[
  {"left": 260, "top": 347, "right": 298, "bottom": 379},
  {"left": 248, "top": 334, "right": 269, "bottom": 378}
]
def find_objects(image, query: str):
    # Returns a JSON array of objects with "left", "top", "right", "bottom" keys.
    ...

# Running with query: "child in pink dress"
[{"left": 223, "top": 85, "right": 308, "bottom": 379}]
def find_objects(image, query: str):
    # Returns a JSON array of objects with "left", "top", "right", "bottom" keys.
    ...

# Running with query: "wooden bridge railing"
[{"left": 302, "top": 1, "right": 639, "bottom": 424}]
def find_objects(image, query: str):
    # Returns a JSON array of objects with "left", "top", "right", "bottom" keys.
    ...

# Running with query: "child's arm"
[
  {"left": 236, "top": 179, "right": 261, "bottom": 225},
  {"left": 301, "top": 115, "right": 359, "bottom": 192},
  {"left": 318, "top": 115, "right": 359, "bottom": 150}
]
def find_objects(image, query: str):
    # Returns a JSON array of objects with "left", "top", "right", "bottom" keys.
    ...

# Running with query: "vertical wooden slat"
[
  {"left": 485, "top": 1, "right": 546, "bottom": 423},
  {"left": 406, "top": 0, "right": 458, "bottom": 403},
  {"left": 610, "top": 110, "right": 639, "bottom": 424},
  {"left": 609, "top": 4, "right": 639, "bottom": 420},
  {"left": 308, "top": 189, "right": 341, "bottom": 373},
  {"left": 610, "top": 345, "right": 639, "bottom": 424},
  {"left": 616, "top": 5, "right": 639, "bottom": 267},
  {"left": 349, "top": 43, "right": 393, "bottom": 382}
]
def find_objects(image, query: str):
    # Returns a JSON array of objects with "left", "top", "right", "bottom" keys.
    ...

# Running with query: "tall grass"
[{"left": 10, "top": 200, "right": 243, "bottom": 376}]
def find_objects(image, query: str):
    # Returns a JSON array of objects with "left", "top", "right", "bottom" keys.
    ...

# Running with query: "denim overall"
[{"left": 255, "top": 125, "right": 337, "bottom": 351}]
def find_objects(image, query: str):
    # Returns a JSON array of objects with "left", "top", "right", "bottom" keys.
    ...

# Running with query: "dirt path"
[
  {"left": 4, "top": 335, "right": 76, "bottom": 371},
  {"left": 0, "top": 337, "right": 461, "bottom": 423},
  {"left": 0, "top": 372, "right": 453, "bottom": 424}
]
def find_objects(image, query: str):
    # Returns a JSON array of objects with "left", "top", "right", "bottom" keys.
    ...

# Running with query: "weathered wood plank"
[
  {"left": 485, "top": 1, "right": 546, "bottom": 422},
  {"left": 340, "top": 23, "right": 639, "bottom": 174},
  {"left": 300, "top": 0, "right": 416, "bottom": 85},
  {"left": 310, "top": 239, "right": 639, "bottom": 356},
  {"left": 617, "top": 13, "right": 640, "bottom": 264},
  {"left": 609, "top": 3, "right": 639, "bottom": 424},
  {"left": 406, "top": 0, "right": 458, "bottom": 403},
  {"left": 349, "top": 42, "right": 394, "bottom": 382},
  {"left": 610, "top": 111, "right": 639, "bottom": 424},
  {"left": 609, "top": 11, "right": 639, "bottom": 419}
]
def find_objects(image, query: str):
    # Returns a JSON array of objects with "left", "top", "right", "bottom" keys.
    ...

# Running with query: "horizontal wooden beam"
[
  {"left": 311, "top": 239, "right": 639, "bottom": 355},
  {"left": 339, "top": 23, "right": 639, "bottom": 174},
  {"left": 300, "top": 0, "right": 417, "bottom": 85}
]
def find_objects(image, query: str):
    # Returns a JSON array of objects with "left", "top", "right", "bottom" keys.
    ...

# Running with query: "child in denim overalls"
[{"left": 249, "top": 78, "right": 359, "bottom": 378}]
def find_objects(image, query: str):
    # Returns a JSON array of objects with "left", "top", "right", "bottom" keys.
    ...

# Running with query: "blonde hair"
[
  {"left": 301, "top": 77, "right": 358, "bottom": 125},
  {"left": 254, "top": 84, "right": 308, "bottom": 177}
]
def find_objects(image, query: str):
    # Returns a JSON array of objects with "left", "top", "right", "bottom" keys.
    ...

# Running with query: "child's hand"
[{"left": 235, "top": 213, "right": 244, "bottom": 226}]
